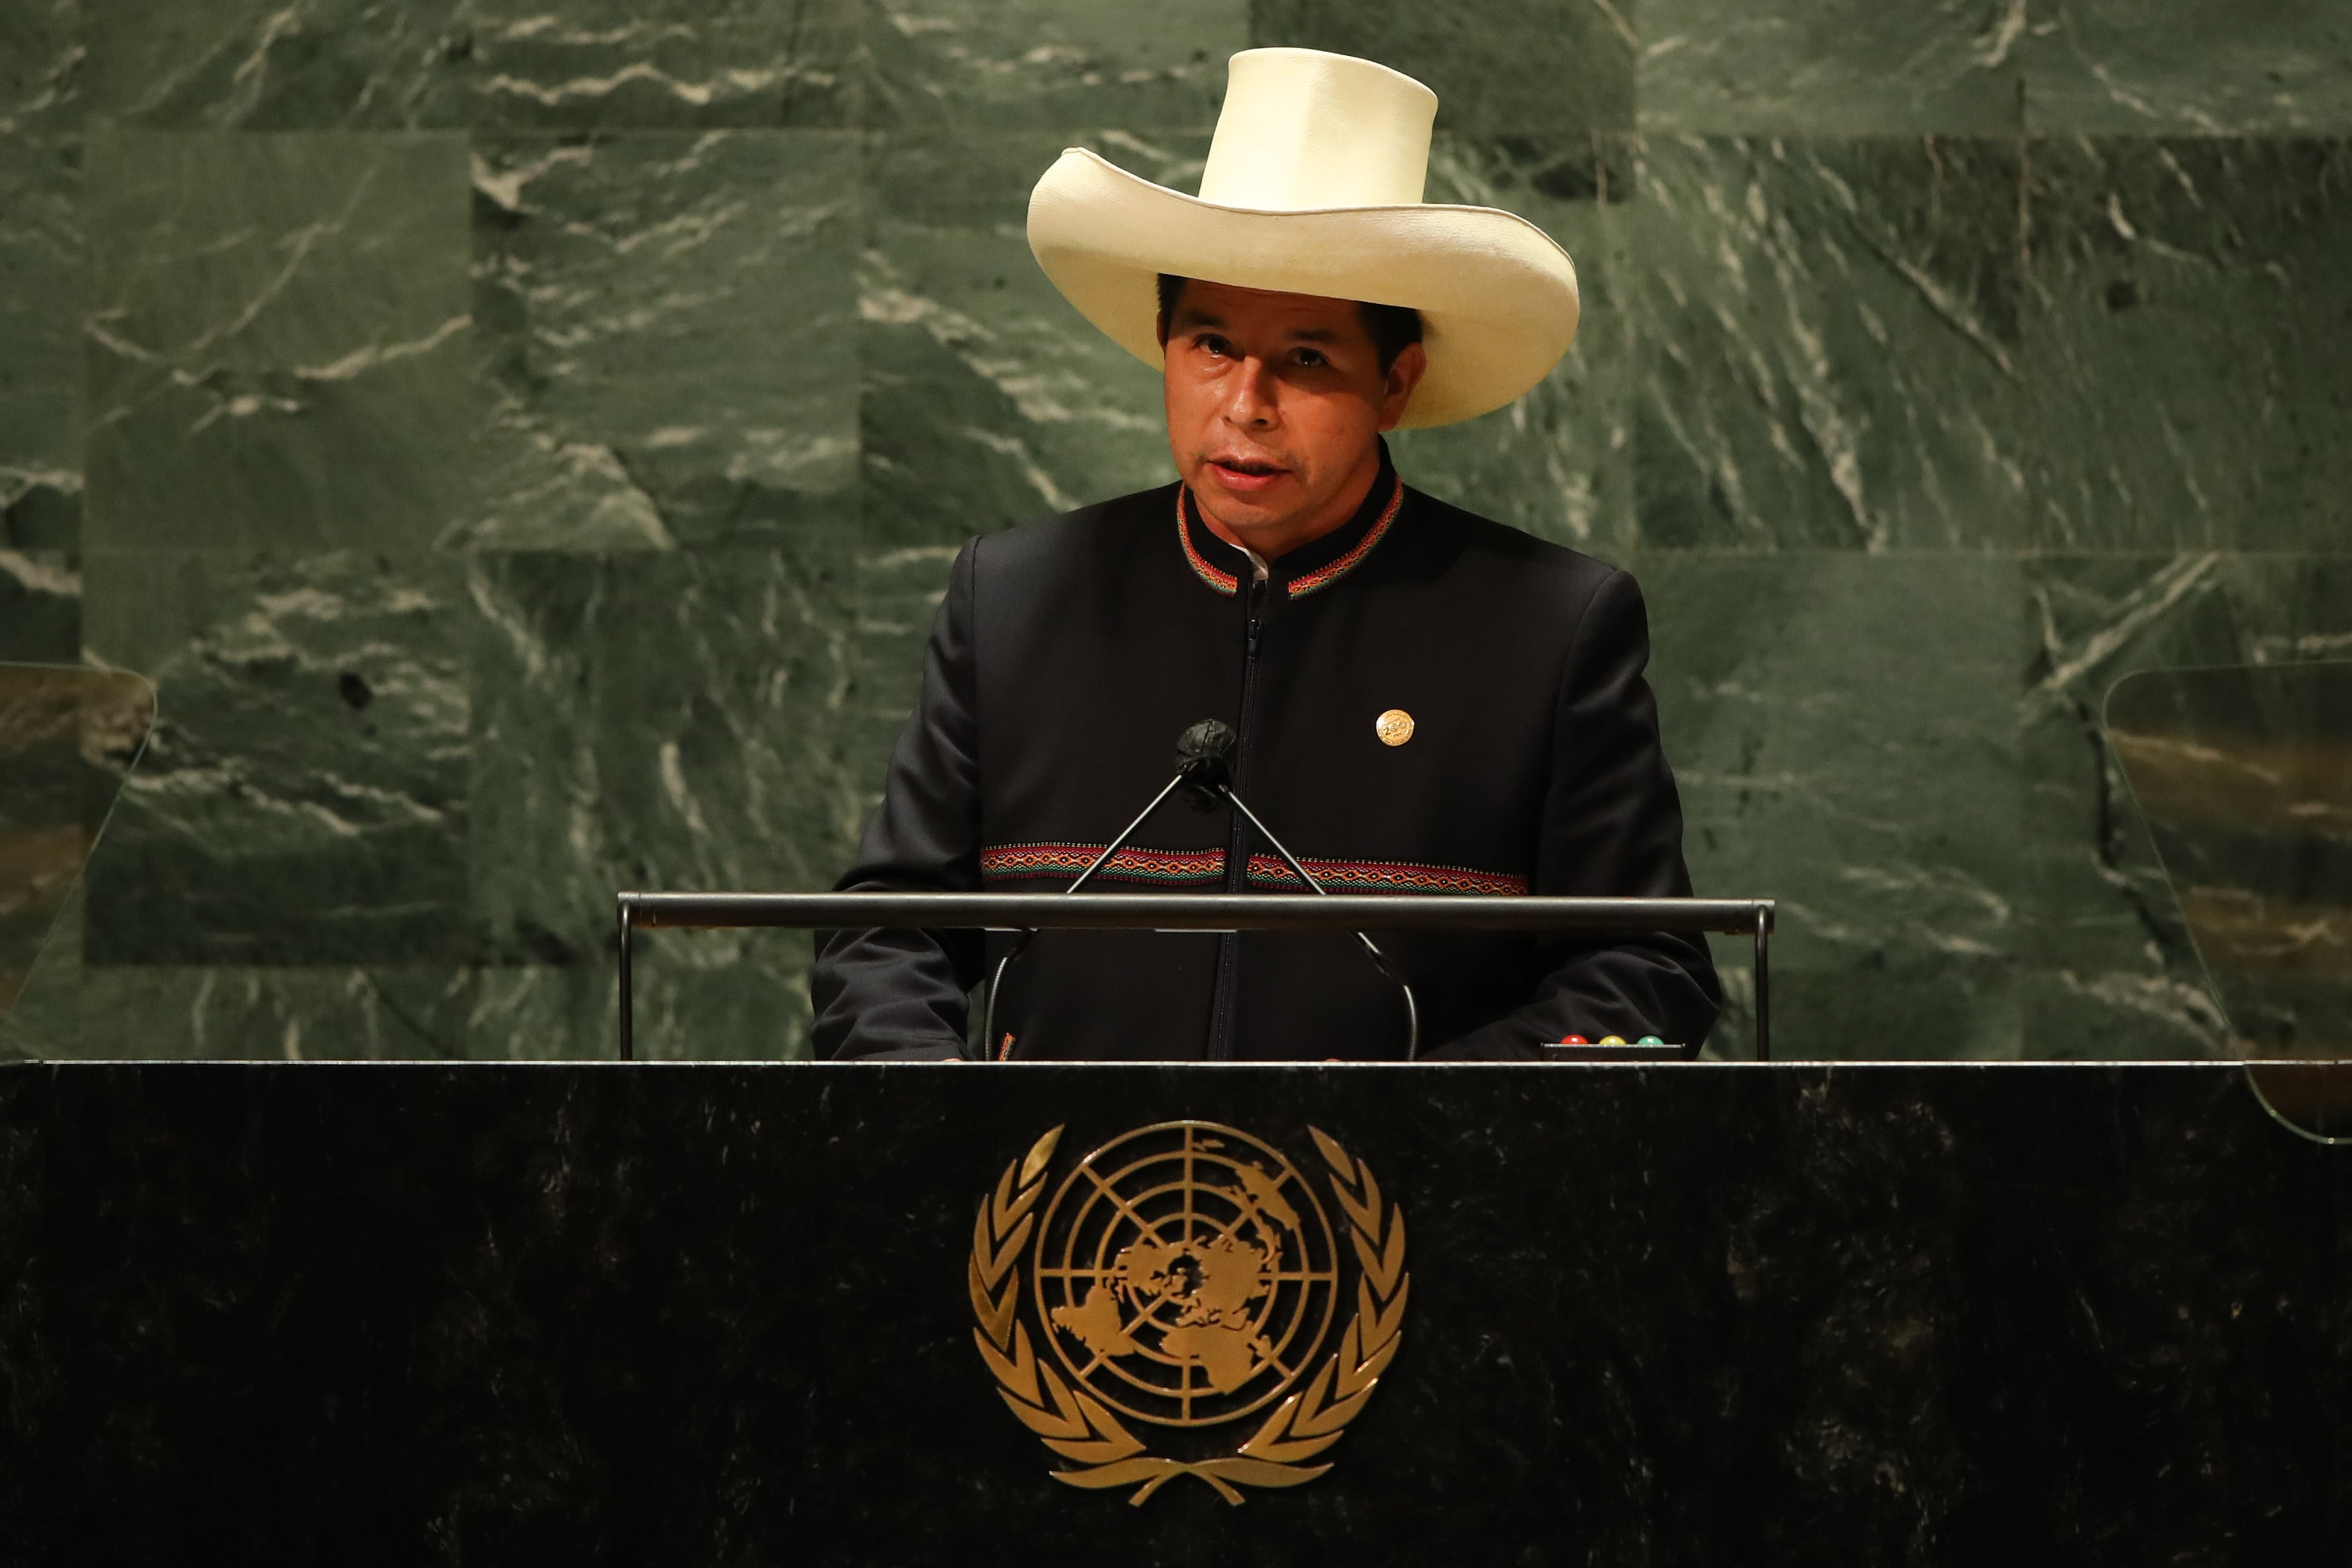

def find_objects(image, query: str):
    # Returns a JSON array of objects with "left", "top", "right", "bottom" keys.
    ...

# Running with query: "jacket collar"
[{"left": 1177, "top": 440, "right": 1405, "bottom": 601}]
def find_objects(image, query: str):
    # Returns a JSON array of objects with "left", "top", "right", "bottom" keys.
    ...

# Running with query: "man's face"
[{"left": 1160, "top": 280, "right": 1425, "bottom": 557}]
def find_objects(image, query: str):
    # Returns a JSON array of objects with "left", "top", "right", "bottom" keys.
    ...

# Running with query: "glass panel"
[
  {"left": 2106, "top": 661, "right": 2352, "bottom": 1139},
  {"left": 0, "top": 664, "right": 157, "bottom": 1031}
]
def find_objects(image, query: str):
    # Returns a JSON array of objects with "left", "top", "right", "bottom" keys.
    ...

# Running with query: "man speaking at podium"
[{"left": 816, "top": 49, "right": 1719, "bottom": 1061}]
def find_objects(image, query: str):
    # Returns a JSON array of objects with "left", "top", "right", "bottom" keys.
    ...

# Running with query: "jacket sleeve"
[
  {"left": 811, "top": 540, "right": 987, "bottom": 1060},
  {"left": 1427, "top": 566, "right": 1723, "bottom": 1061}
]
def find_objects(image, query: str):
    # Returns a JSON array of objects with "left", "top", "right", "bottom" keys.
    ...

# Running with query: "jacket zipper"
[{"left": 1207, "top": 563, "right": 1268, "bottom": 1060}]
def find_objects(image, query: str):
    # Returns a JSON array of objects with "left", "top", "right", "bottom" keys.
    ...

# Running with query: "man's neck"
[{"left": 1197, "top": 445, "right": 1383, "bottom": 561}]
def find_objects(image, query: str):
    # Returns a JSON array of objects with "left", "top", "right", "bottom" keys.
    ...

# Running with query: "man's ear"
[{"left": 1376, "top": 342, "right": 1429, "bottom": 431}]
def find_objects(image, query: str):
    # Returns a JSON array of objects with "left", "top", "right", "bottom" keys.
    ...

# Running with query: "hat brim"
[{"left": 1026, "top": 150, "right": 1579, "bottom": 430}]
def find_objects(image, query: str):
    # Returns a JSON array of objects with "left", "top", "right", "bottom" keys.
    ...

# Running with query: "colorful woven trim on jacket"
[
  {"left": 1285, "top": 476, "right": 1404, "bottom": 599},
  {"left": 980, "top": 842, "right": 1226, "bottom": 885},
  {"left": 1245, "top": 854, "right": 1528, "bottom": 897},
  {"left": 1175, "top": 489, "right": 1239, "bottom": 596},
  {"left": 1176, "top": 477, "right": 1404, "bottom": 599}
]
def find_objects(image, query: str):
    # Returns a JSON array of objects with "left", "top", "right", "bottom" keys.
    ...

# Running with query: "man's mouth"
[{"left": 1207, "top": 456, "right": 1290, "bottom": 493}]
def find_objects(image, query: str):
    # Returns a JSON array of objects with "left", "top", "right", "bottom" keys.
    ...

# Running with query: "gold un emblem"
[{"left": 970, "top": 1121, "right": 1410, "bottom": 1506}]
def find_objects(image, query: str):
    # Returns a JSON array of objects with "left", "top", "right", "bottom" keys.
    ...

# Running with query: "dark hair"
[{"left": 1156, "top": 274, "right": 1423, "bottom": 376}]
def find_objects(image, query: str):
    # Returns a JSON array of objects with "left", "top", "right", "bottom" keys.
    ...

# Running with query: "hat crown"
[{"left": 1196, "top": 48, "right": 1437, "bottom": 211}]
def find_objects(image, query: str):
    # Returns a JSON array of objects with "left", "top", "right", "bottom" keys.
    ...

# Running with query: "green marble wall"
[{"left": 3, "top": 1, "right": 2346, "bottom": 1061}]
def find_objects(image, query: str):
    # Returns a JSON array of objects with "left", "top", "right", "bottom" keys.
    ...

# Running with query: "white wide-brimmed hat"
[{"left": 1026, "top": 47, "right": 1579, "bottom": 430}]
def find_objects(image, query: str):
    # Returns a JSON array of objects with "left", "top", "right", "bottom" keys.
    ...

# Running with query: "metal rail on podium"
[{"left": 615, "top": 892, "right": 1777, "bottom": 1063}]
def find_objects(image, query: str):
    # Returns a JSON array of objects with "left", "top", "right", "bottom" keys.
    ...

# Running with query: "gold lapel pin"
[{"left": 1375, "top": 708, "right": 1415, "bottom": 746}]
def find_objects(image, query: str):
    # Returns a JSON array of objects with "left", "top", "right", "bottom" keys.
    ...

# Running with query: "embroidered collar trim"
[
  {"left": 1175, "top": 475, "right": 1406, "bottom": 601},
  {"left": 1176, "top": 487, "right": 1239, "bottom": 596},
  {"left": 1286, "top": 477, "right": 1404, "bottom": 599}
]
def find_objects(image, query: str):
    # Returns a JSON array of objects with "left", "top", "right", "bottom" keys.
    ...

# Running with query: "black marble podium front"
[{"left": 0, "top": 1063, "right": 2342, "bottom": 1564}]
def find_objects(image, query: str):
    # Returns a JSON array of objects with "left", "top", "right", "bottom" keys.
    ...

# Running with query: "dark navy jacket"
[{"left": 813, "top": 449, "right": 1719, "bottom": 1060}]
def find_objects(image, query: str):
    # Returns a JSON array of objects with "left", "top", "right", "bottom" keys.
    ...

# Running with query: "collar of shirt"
[{"left": 1177, "top": 438, "right": 1405, "bottom": 602}]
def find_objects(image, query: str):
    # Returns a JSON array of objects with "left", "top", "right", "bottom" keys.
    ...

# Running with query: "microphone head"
[{"left": 1174, "top": 719, "right": 1236, "bottom": 811}]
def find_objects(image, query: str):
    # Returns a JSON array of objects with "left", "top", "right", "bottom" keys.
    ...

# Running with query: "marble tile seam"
[
  {"left": 59, "top": 126, "right": 2352, "bottom": 153},
  {"left": 1593, "top": 548, "right": 2352, "bottom": 563},
  {"left": 62, "top": 542, "right": 899, "bottom": 559},
  {"left": 2014, "top": 546, "right": 2352, "bottom": 560},
  {"left": 0, "top": 1058, "right": 2280, "bottom": 1072},
  {"left": 53, "top": 538, "right": 2342, "bottom": 568},
  {"left": 50, "top": 545, "right": 2352, "bottom": 566},
  {"left": 1632, "top": 120, "right": 2352, "bottom": 144}
]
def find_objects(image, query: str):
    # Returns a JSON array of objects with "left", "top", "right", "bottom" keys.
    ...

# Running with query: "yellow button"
[
  {"left": 1600, "top": 1035, "right": 1627, "bottom": 1045},
  {"left": 1375, "top": 708, "right": 1415, "bottom": 746}
]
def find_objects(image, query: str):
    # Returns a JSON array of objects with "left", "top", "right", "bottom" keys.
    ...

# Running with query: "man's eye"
[
  {"left": 1197, "top": 334, "right": 1233, "bottom": 358},
  {"left": 1294, "top": 349, "right": 1327, "bottom": 368}
]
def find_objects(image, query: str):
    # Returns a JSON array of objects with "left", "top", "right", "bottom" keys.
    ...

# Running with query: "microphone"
[
  {"left": 1174, "top": 719, "right": 1237, "bottom": 810},
  {"left": 979, "top": 719, "right": 1421, "bottom": 1061}
]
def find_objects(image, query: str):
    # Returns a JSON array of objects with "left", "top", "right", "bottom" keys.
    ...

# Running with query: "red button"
[{"left": 1558, "top": 1035, "right": 1588, "bottom": 1046}]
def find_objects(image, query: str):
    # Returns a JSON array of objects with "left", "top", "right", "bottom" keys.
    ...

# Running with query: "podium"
[{"left": 0, "top": 1060, "right": 2342, "bottom": 1561}]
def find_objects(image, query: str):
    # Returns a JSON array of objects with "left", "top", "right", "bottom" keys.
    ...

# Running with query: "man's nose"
[{"left": 1220, "top": 356, "right": 1279, "bottom": 427}]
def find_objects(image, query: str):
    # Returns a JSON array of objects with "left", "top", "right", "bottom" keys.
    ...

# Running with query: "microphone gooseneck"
[{"left": 980, "top": 718, "right": 1421, "bottom": 1063}]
